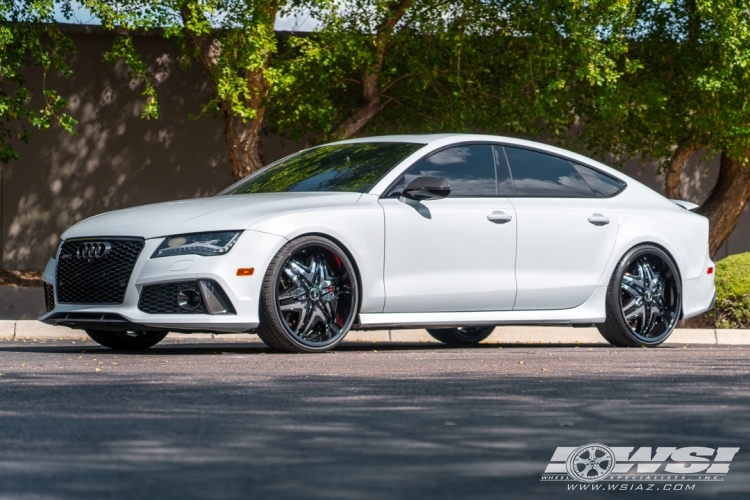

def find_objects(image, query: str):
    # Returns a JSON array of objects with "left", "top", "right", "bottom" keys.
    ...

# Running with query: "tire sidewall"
[
  {"left": 610, "top": 245, "right": 682, "bottom": 346},
  {"left": 263, "top": 236, "right": 360, "bottom": 352}
]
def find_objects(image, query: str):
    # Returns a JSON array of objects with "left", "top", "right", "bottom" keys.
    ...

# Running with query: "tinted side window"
[
  {"left": 573, "top": 163, "right": 624, "bottom": 197},
  {"left": 504, "top": 147, "right": 595, "bottom": 197},
  {"left": 388, "top": 145, "right": 498, "bottom": 197}
]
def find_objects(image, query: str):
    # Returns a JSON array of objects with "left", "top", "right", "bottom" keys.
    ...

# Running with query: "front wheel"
[
  {"left": 597, "top": 245, "right": 681, "bottom": 347},
  {"left": 85, "top": 330, "right": 168, "bottom": 350},
  {"left": 426, "top": 326, "right": 496, "bottom": 345},
  {"left": 256, "top": 236, "right": 360, "bottom": 353}
]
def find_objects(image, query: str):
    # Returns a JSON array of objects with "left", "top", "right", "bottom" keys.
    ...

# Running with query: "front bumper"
[{"left": 40, "top": 230, "right": 287, "bottom": 333}]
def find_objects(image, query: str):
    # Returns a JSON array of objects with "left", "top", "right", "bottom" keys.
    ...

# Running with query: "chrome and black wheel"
[
  {"left": 85, "top": 330, "right": 168, "bottom": 350},
  {"left": 597, "top": 245, "right": 681, "bottom": 347},
  {"left": 426, "top": 326, "right": 495, "bottom": 345},
  {"left": 256, "top": 236, "right": 359, "bottom": 353}
]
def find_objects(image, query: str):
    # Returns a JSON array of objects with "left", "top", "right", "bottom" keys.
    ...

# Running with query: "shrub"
[{"left": 686, "top": 252, "right": 750, "bottom": 329}]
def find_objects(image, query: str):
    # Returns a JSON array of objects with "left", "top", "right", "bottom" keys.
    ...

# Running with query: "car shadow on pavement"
[
  {"left": 0, "top": 342, "right": 747, "bottom": 500},
  {"left": 0, "top": 340, "right": 625, "bottom": 356}
]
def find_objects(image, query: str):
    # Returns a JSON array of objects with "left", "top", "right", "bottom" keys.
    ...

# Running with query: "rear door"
[
  {"left": 380, "top": 144, "right": 517, "bottom": 313},
  {"left": 501, "top": 146, "right": 622, "bottom": 310}
]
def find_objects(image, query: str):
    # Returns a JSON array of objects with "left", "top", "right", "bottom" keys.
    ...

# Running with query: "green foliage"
[
  {"left": 103, "top": 34, "right": 159, "bottom": 119},
  {"left": 567, "top": 1, "right": 750, "bottom": 169},
  {"left": 273, "top": 1, "right": 642, "bottom": 142},
  {"left": 0, "top": 0, "right": 78, "bottom": 163},
  {"left": 689, "top": 253, "right": 750, "bottom": 329},
  {"left": 84, "top": 0, "right": 291, "bottom": 121}
]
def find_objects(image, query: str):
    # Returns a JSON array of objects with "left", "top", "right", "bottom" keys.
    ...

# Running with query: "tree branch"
[{"left": 331, "top": 0, "right": 414, "bottom": 139}]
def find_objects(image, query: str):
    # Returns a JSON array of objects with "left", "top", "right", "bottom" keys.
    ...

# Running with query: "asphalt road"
[{"left": 0, "top": 338, "right": 748, "bottom": 500}]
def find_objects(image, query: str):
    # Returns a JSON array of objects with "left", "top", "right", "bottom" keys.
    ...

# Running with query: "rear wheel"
[
  {"left": 85, "top": 330, "right": 168, "bottom": 350},
  {"left": 597, "top": 245, "right": 681, "bottom": 347},
  {"left": 256, "top": 236, "right": 359, "bottom": 353},
  {"left": 426, "top": 326, "right": 496, "bottom": 345}
]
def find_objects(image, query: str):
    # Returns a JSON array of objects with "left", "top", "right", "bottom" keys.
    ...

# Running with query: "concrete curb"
[{"left": 0, "top": 321, "right": 747, "bottom": 345}]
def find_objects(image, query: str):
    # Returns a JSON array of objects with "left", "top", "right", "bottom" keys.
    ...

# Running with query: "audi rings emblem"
[{"left": 77, "top": 242, "right": 112, "bottom": 261}]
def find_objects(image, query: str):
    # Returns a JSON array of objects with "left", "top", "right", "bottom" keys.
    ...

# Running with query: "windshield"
[{"left": 224, "top": 142, "right": 424, "bottom": 194}]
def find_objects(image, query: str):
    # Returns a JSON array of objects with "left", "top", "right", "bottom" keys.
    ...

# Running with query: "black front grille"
[
  {"left": 44, "top": 282, "right": 55, "bottom": 312},
  {"left": 56, "top": 238, "right": 144, "bottom": 304},
  {"left": 138, "top": 281, "right": 208, "bottom": 314}
]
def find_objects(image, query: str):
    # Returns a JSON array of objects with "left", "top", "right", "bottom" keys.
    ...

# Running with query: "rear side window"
[
  {"left": 573, "top": 163, "right": 625, "bottom": 197},
  {"left": 388, "top": 145, "right": 498, "bottom": 197},
  {"left": 503, "top": 147, "right": 595, "bottom": 197}
]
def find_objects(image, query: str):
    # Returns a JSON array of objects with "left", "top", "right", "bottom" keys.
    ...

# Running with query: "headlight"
[{"left": 152, "top": 231, "right": 241, "bottom": 258}]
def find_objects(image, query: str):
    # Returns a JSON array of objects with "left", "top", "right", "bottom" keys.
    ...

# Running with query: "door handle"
[
  {"left": 588, "top": 213, "right": 610, "bottom": 226},
  {"left": 487, "top": 211, "right": 513, "bottom": 224}
]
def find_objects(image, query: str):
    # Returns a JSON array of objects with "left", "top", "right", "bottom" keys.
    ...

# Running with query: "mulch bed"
[{"left": 0, "top": 269, "right": 44, "bottom": 287}]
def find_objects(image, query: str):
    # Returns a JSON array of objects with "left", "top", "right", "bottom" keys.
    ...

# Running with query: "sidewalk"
[{"left": 0, "top": 320, "right": 747, "bottom": 344}]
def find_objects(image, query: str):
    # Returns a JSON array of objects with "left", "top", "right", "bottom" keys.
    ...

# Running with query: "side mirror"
[{"left": 399, "top": 176, "right": 451, "bottom": 204}]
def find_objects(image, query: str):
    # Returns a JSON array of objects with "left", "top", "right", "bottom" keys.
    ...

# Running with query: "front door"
[{"left": 380, "top": 144, "right": 517, "bottom": 313}]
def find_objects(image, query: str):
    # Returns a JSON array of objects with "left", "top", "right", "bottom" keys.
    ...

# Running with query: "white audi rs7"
[{"left": 41, "top": 134, "right": 716, "bottom": 352}]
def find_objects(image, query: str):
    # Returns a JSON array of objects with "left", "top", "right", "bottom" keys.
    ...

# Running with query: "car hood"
[{"left": 62, "top": 192, "right": 363, "bottom": 240}]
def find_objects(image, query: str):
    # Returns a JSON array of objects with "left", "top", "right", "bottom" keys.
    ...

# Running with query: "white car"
[{"left": 41, "top": 134, "right": 716, "bottom": 352}]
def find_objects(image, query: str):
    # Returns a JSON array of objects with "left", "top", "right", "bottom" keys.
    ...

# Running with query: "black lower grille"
[
  {"left": 44, "top": 282, "right": 55, "bottom": 312},
  {"left": 56, "top": 238, "right": 144, "bottom": 304},
  {"left": 138, "top": 281, "right": 208, "bottom": 314}
]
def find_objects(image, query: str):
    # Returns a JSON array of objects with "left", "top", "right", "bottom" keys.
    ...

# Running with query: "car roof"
[
  {"left": 330, "top": 134, "right": 590, "bottom": 161},
  {"left": 330, "top": 134, "right": 462, "bottom": 145},
  {"left": 331, "top": 134, "right": 613, "bottom": 171}
]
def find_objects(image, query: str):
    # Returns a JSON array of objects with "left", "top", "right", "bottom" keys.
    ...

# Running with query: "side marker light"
[
  {"left": 237, "top": 268, "right": 255, "bottom": 276},
  {"left": 707, "top": 267, "right": 714, "bottom": 274}
]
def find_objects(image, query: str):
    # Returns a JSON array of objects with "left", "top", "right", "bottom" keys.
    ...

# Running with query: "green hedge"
[{"left": 687, "top": 252, "right": 750, "bottom": 329}]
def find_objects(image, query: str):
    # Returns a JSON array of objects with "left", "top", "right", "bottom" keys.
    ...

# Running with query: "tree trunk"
[
  {"left": 221, "top": 100, "right": 266, "bottom": 181},
  {"left": 180, "top": 3, "right": 273, "bottom": 181},
  {"left": 697, "top": 151, "right": 750, "bottom": 258},
  {"left": 664, "top": 140, "right": 695, "bottom": 199},
  {"left": 331, "top": 0, "right": 414, "bottom": 140},
  {"left": 220, "top": 64, "right": 269, "bottom": 181},
  {"left": 332, "top": 72, "right": 384, "bottom": 139}
]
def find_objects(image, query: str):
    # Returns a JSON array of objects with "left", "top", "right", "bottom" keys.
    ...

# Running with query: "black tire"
[
  {"left": 85, "top": 330, "right": 168, "bottom": 350},
  {"left": 426, "top": 326, "right": 496, "bottom": 345},
  {"left": 256, "top": 235, "right": 360, "bottom": 353},
  {"left": 597, "top": 244, "right": 681, "bottom": 347}
]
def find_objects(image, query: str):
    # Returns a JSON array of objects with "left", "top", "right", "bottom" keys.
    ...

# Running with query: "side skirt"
[{"left": 356, "top": 287, "right": 607, "bottom": 329}]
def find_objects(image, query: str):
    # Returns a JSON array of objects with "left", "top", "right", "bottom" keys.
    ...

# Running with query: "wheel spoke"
[
  {"left": 298, "top": 305, "right": 323, "bottom": 338},
  {"left": 621, "top": 273, "right": 644, "bottom": 292},
  {"left": 621, "top": 281, "right": 643, "bottom": 301},
  {"left": 288, "top": 260, "right": 314, "bottom": 286},
  {"left": 623, "top": 300, "right": 646, "bottom": 322},
  {"left": 279, "top": 301, "right": 305, "bottom": 313},
  {"left": 284, "top": 264, "right": 309, "bottom": 290},
  {"left": 327, "top": 322, "right": 341, "bottom": 338},
  {"left": 278, "top": 286, "right": 305, "bottom": 302},
  {"left": 642, "top": 261, "right": 655, "bottom": 286}
]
